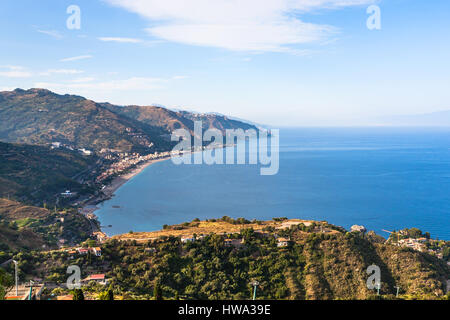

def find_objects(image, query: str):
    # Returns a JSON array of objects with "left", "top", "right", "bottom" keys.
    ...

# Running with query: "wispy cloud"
[
  {"left": 35, "top": 77, "right": 167, "bottom": 92},
  {"left": 98, "top": 37, "right": 144, "bottom": 43},
  {"left": 40, "top": 69, "right": 84, "bottom": 76},
  {"left": 104, "top": 0, "right": 375, "bottom": 53},
  {"left": 0, "top": 66, "right": 32, "bottom": 78},
  {"left": 60, "top": 55, "right": 93, "bottom": 62},
  {"left": 70, "top": 77, "right": 96, "bottom": 83},
  {"left": 37, "top": 29, "right": 64, "bottom": 39},
  {"left": 0, "top": 87, "right": 17, "bottom": 92}
]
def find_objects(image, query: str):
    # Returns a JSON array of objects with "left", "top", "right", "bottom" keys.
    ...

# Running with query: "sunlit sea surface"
[{"left": 96, "top": 127, "right": 450, "bottom": 240}]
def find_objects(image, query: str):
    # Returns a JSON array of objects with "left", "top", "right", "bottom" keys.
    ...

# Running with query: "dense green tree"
[
  {"left": 0, "top": 268, "right": 14, "bottom": 300},
  {"left": 98, "top": 287, "right": 114, "bottom": 300},
  {"left": 154, "top": 281, "right": 163, "bottom": 300},
  {"left": 72, "top": 289, "right": 85, "bottom": 301}
]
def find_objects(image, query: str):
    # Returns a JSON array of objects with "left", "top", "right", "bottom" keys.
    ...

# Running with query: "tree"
[
  {"left": 98, "top": 287, "right": 114, "bottom": 300},
  {"left": 72, "top": 288, "right": 85, "bottom": 301},
  {"left": 0, "top": 268, "right": 14, "bottom": 300},
  {"left": 154, "top": 281, "right": 163, "bottom": 300}
]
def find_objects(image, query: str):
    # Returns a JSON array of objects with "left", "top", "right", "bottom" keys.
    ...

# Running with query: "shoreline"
[
  {"left": 81, "top": 156, "right": 172, "bottom": 225},
  {"left": 82, "top": 146, "right": 229, "bottom": 236},
  {"left": 98, "top": 156, "right": 171, "bottom": 202}
]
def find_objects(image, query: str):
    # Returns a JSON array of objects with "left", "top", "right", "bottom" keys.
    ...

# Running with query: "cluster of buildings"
[
  {"left": 96, "top": 151, "right": 174, "bottom": 183},
  {"left": 179, "top": 234, "right": 291, "bottom": 248},
  {"left": 397, "top": 237, "right": 428, "bottom": 252},
  {"left": 67, "top": 247, "right": 102, "bottom": 257}
]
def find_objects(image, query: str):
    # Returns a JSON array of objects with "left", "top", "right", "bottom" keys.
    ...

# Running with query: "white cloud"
[
  {"left": 70, "top": 77, "right": 96, "bottom": 83},
  {"left": 104, "top": 0, "right": 375, "bottom": 52},
  {"left": 37, "top": 29, "right": 64, "bottom": 39},
  {"left": 172, "top": 75, "right": 189, "bottom": 80},
  {"left": 0, "top": 66, "right": 32, "bottom": 78},
  {"left": 0, "top": 87, "right": 17, "bottom": 92},
  {"left": 98, "top": 37, "right": 144, "bottom": 43},
  {"left": 60, "top": 55, "right": 93, "bottom": 62},
  {"left": 35, "top": 77, "right": 167, "bottom": 92},
  {"left": 40, "top": 69, "right": 85, "bottom": 76}
]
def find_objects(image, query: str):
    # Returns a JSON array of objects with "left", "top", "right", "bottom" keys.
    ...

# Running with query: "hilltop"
[
  {"left": 105, "top": 218, "right": 449, "bottom": 300},
  {"left": 0, "top": 89, "right": 258, "bottom": 154},
  {"left": 104, "top": 103, "right": 258, "bottom": 136},
  {"left": 377, "top": 110, "right": 450, "bottom": 126},
  {"left": 0, "top": 89, "right": 170, "bottom": 154},
  {"left": 3, "top": 217, "right": 449, "bottom": 300}
]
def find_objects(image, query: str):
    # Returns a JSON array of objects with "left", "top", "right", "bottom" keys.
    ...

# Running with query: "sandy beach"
[{"left": 87, "top": 156, "right": 171, "bottom": 206}]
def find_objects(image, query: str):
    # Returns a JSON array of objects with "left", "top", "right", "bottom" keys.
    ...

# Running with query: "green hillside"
[
  {"left": 0, "top": 199, "right": 92, "bottom": 254},
  {"left": 0, "top": 89, "right": 171, "bottom": 153},
  {"left": 14, "top": 219, "right": 449, "bottom": 300},
  {"left": 103, "top": 104, "right": 259, "bottom": 136},
  {"left": 0, "top": 141, "right": 96, "bottom": 204},
  {"left": 0, "top": 89, "right": 257, "bottom": 154}
]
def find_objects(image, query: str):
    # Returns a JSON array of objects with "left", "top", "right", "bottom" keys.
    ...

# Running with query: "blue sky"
[{"left": 0, "top": 0, "right": 449, "bottom": 126}]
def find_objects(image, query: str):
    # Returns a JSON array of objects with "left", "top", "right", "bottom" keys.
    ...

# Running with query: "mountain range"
[
  {"left": 0, "top": 88, "right": 258, "bottom": 154},
  {"left": 376, "top": 110, "right": 450, "bottom": 126}
]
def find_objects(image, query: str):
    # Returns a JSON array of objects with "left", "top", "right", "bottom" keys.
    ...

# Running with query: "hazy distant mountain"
[
  {"left": 178, "top": 111, "right": 259, "bottom": 133},
  {"left": 377, "top": 110, "right": 450, "bottom": 126}
]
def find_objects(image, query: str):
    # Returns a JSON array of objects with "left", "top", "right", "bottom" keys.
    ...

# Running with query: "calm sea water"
[{"left": 96, "top": 127, "right": 450, "bottom": 240}]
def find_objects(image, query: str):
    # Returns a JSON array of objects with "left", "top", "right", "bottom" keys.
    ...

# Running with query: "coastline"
[
  {"left": 88, "top": 156, "right": 171, "bottom": 207},
  {"left": 82, "top": 146, "right": 229, "bottom": 236},
  {"left": 81, "top": 156, "right": 172, "bottom": 232},
  {"left": 100, "top": 156, "right": 171, "bottom": 202}
]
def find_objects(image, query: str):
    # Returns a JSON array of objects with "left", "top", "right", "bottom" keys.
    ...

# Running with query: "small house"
[
  {"left": 181, "top": 235, "right": 195, "bottom": 243},
  {"left": 277, "top": 237, "right": 291, "bottom": 247},
  {"left": 77, "top": 248, "right": 89, "bottom": 255},
  {"left": 224, "top": 239, "right": 244, "bottom": 248},
  {"left": 91, "top": 247, "right": 102, "bottom": 257},
  {"left": 83, "top": 274, "right": 107, "bottom": 285}
]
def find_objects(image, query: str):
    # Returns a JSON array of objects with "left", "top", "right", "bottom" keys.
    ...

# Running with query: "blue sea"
[{"left": 96, "top": 127, "right": 450, "bottom": 240}]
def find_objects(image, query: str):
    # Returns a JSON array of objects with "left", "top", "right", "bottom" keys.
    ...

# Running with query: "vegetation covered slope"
[
  {"left": 106, "top": 222, "right": 448, "bottom": 300},
  {"left": 0, "top": 88, "right": 258, "bottom": 154},
  {"left": 179, "top": 111, "right": 259, "bottom": 133},
  {"left": 0, "top": 199, "right": 92, "bottom": 254},
  {"left": 104, "top": 104, "right": 259, "bottom": 136},
  {"left": 103, "top": 104, "right": 196, "bottom": 135},
  {"left": 0, "top": 89, "right": 170, "bottom": 153},
  {"left": 0, "top": 141, "right": 95, "bottom": 203},
  {"left": 17, "top": 219, "right": 448, "bottom": 300}
]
